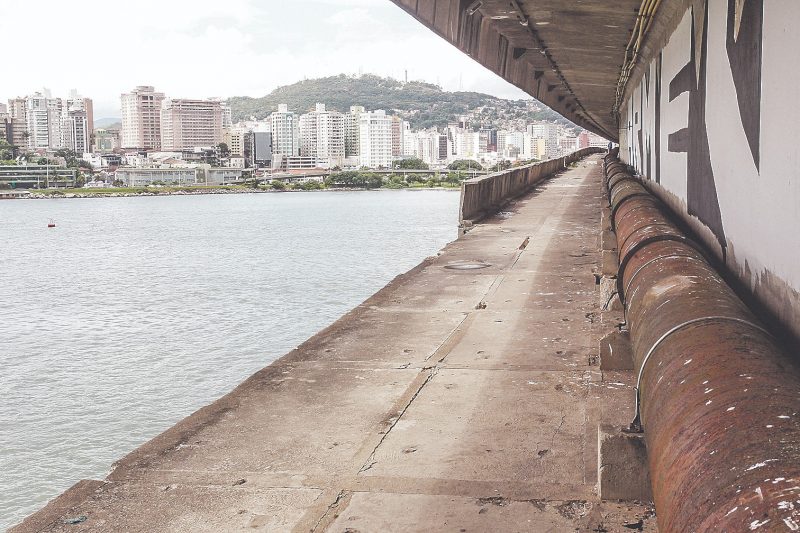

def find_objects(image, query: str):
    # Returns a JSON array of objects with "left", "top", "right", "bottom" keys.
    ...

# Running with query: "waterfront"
[{"left": 0, "top": 190, "right": 458, "bottom": 530}]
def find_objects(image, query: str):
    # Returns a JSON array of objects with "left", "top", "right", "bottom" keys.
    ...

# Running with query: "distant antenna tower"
[{"left": 405, "top": 70, "right": 408, "bottom": 83}]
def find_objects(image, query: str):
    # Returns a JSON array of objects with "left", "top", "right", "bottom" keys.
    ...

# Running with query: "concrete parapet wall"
[{"left": 459, "top": 147, "right": 602, "bottom": 225}]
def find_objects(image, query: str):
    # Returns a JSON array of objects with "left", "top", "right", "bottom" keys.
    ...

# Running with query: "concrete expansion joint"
[
  {"left": 310, "top": 489, "right": 352, "bottom": 533},
  {"left": 358, "top": 365, "right": 441, "bottom": 475}
]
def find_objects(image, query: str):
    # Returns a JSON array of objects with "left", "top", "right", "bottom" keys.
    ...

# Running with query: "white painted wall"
[{"left": 620, "top": 0, "right": 800, "bottom": 339}]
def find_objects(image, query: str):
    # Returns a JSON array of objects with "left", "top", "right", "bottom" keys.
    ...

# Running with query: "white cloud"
[{"left": 0, "top": 0, "right": 531, "bottom": 117}]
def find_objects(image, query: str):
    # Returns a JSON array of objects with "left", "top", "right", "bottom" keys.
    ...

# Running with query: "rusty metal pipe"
[{"left": 604, "top": 154, "right": 800, "bottom": 532}]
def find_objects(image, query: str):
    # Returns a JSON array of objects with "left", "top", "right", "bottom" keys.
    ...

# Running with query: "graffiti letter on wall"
[
  {"left": 666, "top": 1, "right": 727, "bottom": 255},
  {"left": 727, "top": 0, "right": 763, "bottom": 170}
]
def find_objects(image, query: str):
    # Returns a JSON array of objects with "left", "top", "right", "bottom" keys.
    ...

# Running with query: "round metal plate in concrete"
[{"left": 444, "top": 260, "right": 492, "bottom": 270}]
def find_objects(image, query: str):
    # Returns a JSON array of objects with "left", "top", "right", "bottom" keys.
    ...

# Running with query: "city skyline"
[
  {"left": 0, "top": 0, "right": 532, "bottom": 118},
  {"left": 3, "top": 82, "right": 606, "bottom": 176}
]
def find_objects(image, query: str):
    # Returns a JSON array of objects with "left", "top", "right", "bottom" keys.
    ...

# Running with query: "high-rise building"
[
  {"left": 6, "top": 117, "right": 28, "bottom": 155},
  {"left": 270, "top": 104, "right": 299, "bottom": 157},
  {"left": 251, "top": 131, "right": 273, "bottom": 168},
  {"left": 497, "top": 130, "right": 527, "bottom": 160},
  {"left": 25, "top": 101, "right": 47, "bottom": 151},
  {"left": 479, "top": 128, "right": 497, "bottom": 153},
  {"left": 438, "top": 134, "right": 449, "bottom": 161},
  {"left": 299, "top": 103, "right": 345, "bottom": 169},
  {"left": 24, "top": 93, "right": 62, "bottom": 150},
  {"left": 358, "top": 110, "right": 392, "bottom": 169},
  {"left": 527, "top": 122, "right": 560, "bottom": 158},
  {"left": 454, "top": 130, "right": 479, "bottom": 159},
  {"left": 160, "top": 98, "right": 223, "bottom": 150},
  {"left": 220, "top": 101, "right": 232, "bottom": 129},
  {"left": 67, "top": 90, "right": 94, "bottom": 137},
  {"left": 345, "top": 105, "right": 365, "bottom": 158},
  {"left": 407, "top": 130, "right": 448, "bottom": 166},
  {"left": 5, "top": 98, "right": 28, "bottom": 154},
  {"left": 1, "top": 115, "right": 26, "bottom": 156},
  {"left": 8, "top": 98, "right": 26, "bottom": 121},
  {"left": 390, "top": 116, "right": 407, "bottom": 158},
  {"left": 121, "top": 86, "right": 165, "bottom": 149},
  {"left": 61, "top": 109, "right": 90, "bottom": 154}
]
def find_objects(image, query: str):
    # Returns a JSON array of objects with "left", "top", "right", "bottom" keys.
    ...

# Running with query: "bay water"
[{"left": 0, "top": 190, "right": 458, "bottom": 529}]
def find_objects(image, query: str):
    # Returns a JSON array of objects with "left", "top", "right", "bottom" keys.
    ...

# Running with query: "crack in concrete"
[
  {"left": 310, "top": 489, "right": 351, "bottom": 533},
  {"left": 358, "top": 366, "right": 440, "bottom": 474},
  {"left": 357, "top": 264, "right": 512, "bottom": 475},
  {"left": 551, "top": 408, "right": 568, "bottom": 448}
]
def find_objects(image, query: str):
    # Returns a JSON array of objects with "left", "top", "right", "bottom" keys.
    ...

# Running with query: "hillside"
[
  {"left": 94, "top": 118, "right": 121, "bottom": 129},
  {"left": 227, "top": 74, "right": 573, "bottom": 131}
]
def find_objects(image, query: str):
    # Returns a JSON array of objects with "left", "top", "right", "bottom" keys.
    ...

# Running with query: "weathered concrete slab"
[
  {"left": 444, "top": 313, "right": 594, "bottom": 370},
  {"left": 362, "top": 368, "right": 591, "bottom": 492},
  {"left": 33, "top": 483, "right": 323, "bottom": 533},
  {"left": 108, "top": 363, "right": 422, "bottom": 482},
  {"left": 327, "top": 492, "right": 657, "bottom": 532},
  {"left": 13, "top": 155, "right": 656, "bottom": 532}
]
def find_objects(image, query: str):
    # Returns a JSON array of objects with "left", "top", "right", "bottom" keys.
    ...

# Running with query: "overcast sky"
[{"left": 0, "top": 0, "right": 532, "bottom": 118}]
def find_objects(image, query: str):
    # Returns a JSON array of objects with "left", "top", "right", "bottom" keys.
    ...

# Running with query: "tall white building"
[
  {"left": 24, "top": 93, "right": 64, "bottom": 150},
  {"left": 299, "top": 103, "right": 345, "bottom": 169},
  {"left": 527, "top": 122, "right": 560, "bottom": 158},
  {"left": 121, "top": 86, "right": 165, "bottom": 149},
  {"left": 403, "top": 126, "right": 418, "bottom": 159},
  {"left": 345, "top": 105, "right": 365, "bottom": 159},
  {"left": 61, "top": 109, "right": 90, "bottom": 154},
  {"left": 270, "top": 104, "right": 299, "bottom": 157},
  {"left": 453, "top": 130, "right": 479, "bottom": 160},
  {"left": 160, "top": 98, "right": 223, "bottom": 150},
  {"left": 407, "top": 130, "right": 448, "bottom": 166},
  {"left": 66, "top": 90, "right": 94, "bottom": 137},
  {"left": 220, "top": 101, "right": 232, "bottom": 129},
  {"left": 358, "top": 110, "right": 392, "bottom": 169},
  {"left": 25, "top": 94, "right": 53, "bottom": 149}
]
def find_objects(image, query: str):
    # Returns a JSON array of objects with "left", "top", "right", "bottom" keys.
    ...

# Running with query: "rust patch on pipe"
[{"left": 603, "top": 152, "right": 800, "bottom": 532}]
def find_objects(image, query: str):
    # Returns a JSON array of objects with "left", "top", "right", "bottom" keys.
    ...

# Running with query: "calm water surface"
[{"left": 0, "top": 190, "right": 458, "bottom": 530}]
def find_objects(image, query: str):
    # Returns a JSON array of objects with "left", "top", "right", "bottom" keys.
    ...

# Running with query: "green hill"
[{"left": 227, "top": 74, "right": 572, "bottom": 130}]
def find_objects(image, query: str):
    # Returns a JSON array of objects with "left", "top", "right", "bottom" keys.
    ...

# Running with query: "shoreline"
[{"left": 17, "top": 186, "right": 461, "bottom": 200}]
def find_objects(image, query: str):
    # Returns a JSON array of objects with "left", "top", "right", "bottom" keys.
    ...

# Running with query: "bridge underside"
[{"left": 390, "top": 0, "right": 647, "bottom": 140}]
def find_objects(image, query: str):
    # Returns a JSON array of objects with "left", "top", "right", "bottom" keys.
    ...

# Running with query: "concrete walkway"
[{"left": 15, "top": 155, "right": 656, "bottom": 532}]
